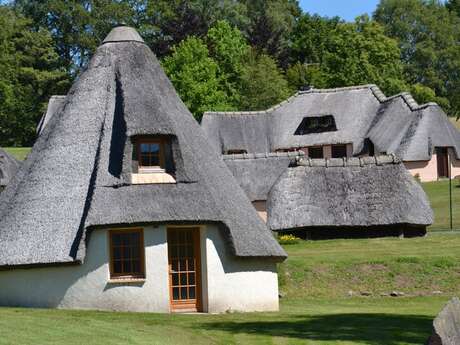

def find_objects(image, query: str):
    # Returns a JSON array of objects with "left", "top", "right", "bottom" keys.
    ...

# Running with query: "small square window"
[
  {"left": 109, "top": 229, "right": 145, "bottom": 280},
  {"left": 331, "top": 144, "right": 348, "bottom": 158},
  {"left": 138, "top": 140, "right": 164, "bottom": 168},
  {"left": 308, "top": 146, "right": 324, "bottom": 159}
]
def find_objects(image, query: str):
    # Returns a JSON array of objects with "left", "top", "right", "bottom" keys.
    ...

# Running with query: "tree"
[
  {"left": 446, "top": 0, "right": 460, "bottom": 16},
  {"left": 206, "top": 20, "right": 249, "bottom": 106},
  {"left": 162, "top": 36, "right": 232, "bottom": 121},
  {"left": 374, "top": 0, "right": 460, "bottom": 115},
  {"left": 321, "top": 17, "right": 407, "bottom": 95},
  {"left": 290, "top": 13, "right": 341, "bottom": 65},
  {"left": 0, "top": 6, "right": 68, "bottom": 146},
  {"left": 287, "top": 16, "right": 407, "bottom": 96},
  {"left": 243, "top": 0, "right": 301, "bottom": 66},
  {"left": 13, "top": 0, "right": 139, "bottom": 75},
  {"left": 239, "top": 50, "right": 291, "bottom": 110}
]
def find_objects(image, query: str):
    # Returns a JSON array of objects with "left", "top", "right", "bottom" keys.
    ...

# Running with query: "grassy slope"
[
  {"left": 450, "top": 117, "right": 460, "bottom": 130},
  {"left": 1, "top": 234, "right": 459, "bottom": 345},
  {"left": 422, "top": 180, "right": 460, "bottom": 230},
  {"left": 3, "top": 147, "right": 31, "bottom": 161}
]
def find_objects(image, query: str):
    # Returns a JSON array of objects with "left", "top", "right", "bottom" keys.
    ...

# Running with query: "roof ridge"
[
  {"left": 204, "top": 84, "right": 441, "bottom": 117},
  {"left": 222, "top": 151, "right": 305, "bottom": 161},
  {"left": 296, "top": 154, "right": 401, "bottom": 168},
  {"left": 370, "top": 85, "right": 439, "bottom": 111},
  {"left": 204, "top": 92, "right": 300, "bottom": 116},
  {"left": 299, "top": 84, "right": 377, "bottom": 94}
]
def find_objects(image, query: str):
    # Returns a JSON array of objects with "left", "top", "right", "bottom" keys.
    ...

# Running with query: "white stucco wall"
[
  {"left": 0, "top": 224, "right": 279, "bottom": 313},
  {"left": 201, "top": 226, "right": 279, "bottom": 313}
]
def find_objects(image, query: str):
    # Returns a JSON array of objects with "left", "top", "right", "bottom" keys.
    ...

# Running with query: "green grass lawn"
[
  {"left": 1, "top": 233, "right": 459, "bottom": 345},
  {"left": 1, "top": 148, "right": 459, "bottom": 344},
  {"left": 4, "top": 147, "right": 31, "bottom": 161},
  {"left": 422, "top": 180, "right": 460, "bottom": 230}
]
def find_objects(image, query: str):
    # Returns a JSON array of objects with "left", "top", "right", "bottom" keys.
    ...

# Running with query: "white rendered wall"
[
  {"left": 0, "top": 226, "right": 170, "bottom": 312},
  {"left": 0, "top": 224, "right": 280, "bottom": 313},
  {"left": 202, "top": 225, "right": 279, "bottom": 313}
]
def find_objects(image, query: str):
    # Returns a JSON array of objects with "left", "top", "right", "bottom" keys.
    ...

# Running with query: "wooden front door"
[
  {"left": 167, "top": 227, "right": 202, "bottom": 312},
  {"left": 436, "top": 147, "right": 449, "bottom": 178}
]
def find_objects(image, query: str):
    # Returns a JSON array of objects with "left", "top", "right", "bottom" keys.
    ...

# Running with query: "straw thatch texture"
[
  {"left": 267, "top": 156, "right": 433, "bottom": 232},
  {"left": 202, "top": 85, "right": 460, "bottom": 161},
  {"left": 0, "top": 148, "right": 19, "bottom": 190},
  {"left": 0, "top": 26, "right": 286, "bottom": 268}
]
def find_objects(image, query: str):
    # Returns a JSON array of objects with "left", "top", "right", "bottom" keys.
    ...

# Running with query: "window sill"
[
  {"left": 108, "top": 278, "right": 146, "bottom": 284},
  {"left": 131, "top": 172, "right": 176, "bottom": 184}
]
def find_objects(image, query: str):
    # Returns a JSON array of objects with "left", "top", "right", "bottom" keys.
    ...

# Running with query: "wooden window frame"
[
  {"left": 137, "top": 137, "right": 166, "bottom": 169},
  {"left": 308, "top": 146, "right": 324, "bottom": 159},
  {"left": 109, "top": 228, "right": 146, "bottom": 280},
  {"left": 331, "top": 144, "right": 348, "bottom": 158}
]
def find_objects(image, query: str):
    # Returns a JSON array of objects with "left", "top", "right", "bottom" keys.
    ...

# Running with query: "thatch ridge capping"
[
  {"left": 204, "top": 84, "right": 441, "bottom": 116},
  {"left": 296, "top": 154, "right": 400, "bottom": 168},
  {"left": 102, "top": 26, "right": 145, "bottom": 44},
  {"left": 223, "top": 151, "right": 305, "bottom": 161}
]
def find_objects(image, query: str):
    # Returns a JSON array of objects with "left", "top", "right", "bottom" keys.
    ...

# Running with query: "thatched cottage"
[
  {"left": 224, "top": 153, "right": 433, "bottom": 238},
  {"left": 0, "top": 148, "right": 19, "bottom": 193},
  {"left": 202, "top": 85, "right": 460, "bottom": 182},
  {"left": 0, "top": 26, "right": 286, "bottom": 313}
]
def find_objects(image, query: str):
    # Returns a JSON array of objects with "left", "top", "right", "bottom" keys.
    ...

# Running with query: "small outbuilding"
[
  {"left": 224, "top": 153, "right": 433, "bottom": 238},
  {"left": 0, "top": 26, "right": 286, "bottom": 313}
]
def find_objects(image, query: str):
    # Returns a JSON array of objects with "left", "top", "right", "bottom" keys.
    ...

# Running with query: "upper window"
[
  {"left": 109, "top": 229, "right": 145, "bottom": 280},
  {"left": 294, "top": 115, "right": 337, "bottom": 135},
  {"left": 331, "top": 144, "right": 348, "bottom": 158},
  {"left": 138, "top": 139, "right": 164, "bottom": 168},
  {"left": 225, "top": 149, "right": 247, "bottom": 155},
  {"left": 308, "top": 146, "right": 324, "bottom": 159}
]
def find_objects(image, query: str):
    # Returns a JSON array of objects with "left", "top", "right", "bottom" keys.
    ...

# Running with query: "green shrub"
[{"left": 278, "top": 234, "right": 301, "bottom": 245}]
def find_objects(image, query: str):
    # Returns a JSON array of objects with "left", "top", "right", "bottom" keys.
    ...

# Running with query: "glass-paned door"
[{"left": 167, "top": 228, "right": 201, "bottom": 312}]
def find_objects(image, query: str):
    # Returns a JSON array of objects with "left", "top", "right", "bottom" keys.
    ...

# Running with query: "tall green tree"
[
  {"left": 206, "top": 20, "right": 249, "bottom": 107},
  {"left": 287, "top": 16, "right": 407, "bottom": 96},
  {"left": 374, "top": 0, "right": 460, "bottom": 115},
  {"left": 13, "top": 0, "right": 139, "bottom": 74},
  {"left": 239, "top": 50, "right": 291, "bottom": 110},
  {"left": 243, "top": 0, "right": 301, "bottom": 66},
  {"left": 162, "top": 36, "right": 232, "bottom": 121},
  {"left": 0, "top": 6, "right": 68, "bottom": 146}
]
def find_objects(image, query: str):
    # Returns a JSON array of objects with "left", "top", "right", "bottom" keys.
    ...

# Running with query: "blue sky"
[{"left": 299, "top": 0, "right": 380, "bottom": 22}]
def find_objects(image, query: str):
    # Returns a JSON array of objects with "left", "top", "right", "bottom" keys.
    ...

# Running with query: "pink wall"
[{"left": 404, "top": 148, "right": 460, "bottom": 182}]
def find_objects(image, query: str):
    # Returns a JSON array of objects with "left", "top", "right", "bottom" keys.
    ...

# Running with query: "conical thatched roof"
[
  {"left": 0, "top": 26, "right": 286, "bottom": 268},
  {"left": 0, "top": 148, "right": 19, "bottom": 189},
  {"left": 267, "top": 156, "right": 433, "bottom": 231}
]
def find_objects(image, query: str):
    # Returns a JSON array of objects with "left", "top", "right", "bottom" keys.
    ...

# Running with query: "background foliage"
[{"left": 1, "top": 0, "right": 460, "bottom": 145}]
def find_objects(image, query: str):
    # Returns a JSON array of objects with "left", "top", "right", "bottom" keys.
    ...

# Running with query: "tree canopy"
[{"left": 1, "top": 0, "right": 460, "bottom": 146}]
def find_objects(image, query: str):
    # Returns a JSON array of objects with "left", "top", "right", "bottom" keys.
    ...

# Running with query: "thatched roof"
[
  {"left": 37, "top": 95, "right": 66, "bottom": 136},
  {"left": 0, "top": 26, "right": 286, "bottom": 268},
  {"left": 202, "top": 85, "right": 460, "bottom": 161},
  {"left": 267, "top": 155, "right": 433, "bottom": 231},
  {"left": 223, "top": 152, "right": 303, "bottom": 202},
  {"left": 0, "top": 148, "right": 19, "bottom": 188}
]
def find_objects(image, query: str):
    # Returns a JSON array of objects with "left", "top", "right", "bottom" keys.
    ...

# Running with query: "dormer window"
[
  {"left": 294, "top": 115, "right": 337, "bottom": 135},
  {"left": 131, "top": 136, "right": 176, "bottom": 184},
  {"left": 139, "top": 139, "right": 164, "bottom": 171}
]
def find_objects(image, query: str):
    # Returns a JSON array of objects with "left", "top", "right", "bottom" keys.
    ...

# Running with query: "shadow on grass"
[{"left": 200, "top": 313, "right": 432, "bottom": 344}]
